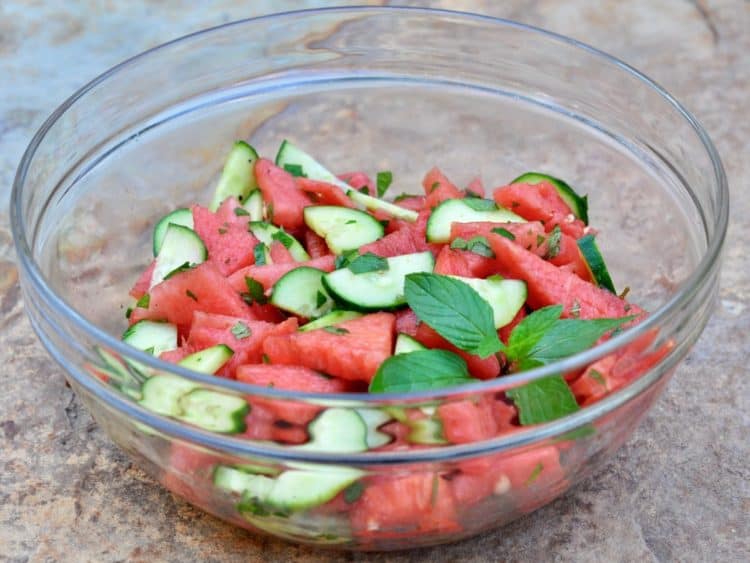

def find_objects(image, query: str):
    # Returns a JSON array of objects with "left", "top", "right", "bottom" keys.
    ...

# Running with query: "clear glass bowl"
[{"left": 11, "top": 7, "right": 727, "bottom": 551}]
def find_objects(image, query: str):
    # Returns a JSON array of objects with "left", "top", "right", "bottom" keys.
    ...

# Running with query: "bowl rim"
[{"left": 11, "top": 6, "right": 728, "bottom": 460}]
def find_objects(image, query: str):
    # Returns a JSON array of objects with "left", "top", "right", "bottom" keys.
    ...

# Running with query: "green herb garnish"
[
  {"left": 231, "top": 321, "right": 252, "bottom": 340},
  {"left": 323, "top": 326, "right": 349, "bottom": 335},
  {"left": 544, "top": 225, "right": 562, "bottom": 259},
  {"left": 253, "top": 242, "right": 268, "bottom": 266},
  {"left": 506, "top": 375, "right": 580, "bottom": 425},
  {"left": 347, "top": 252, "right": 389, "bottom": 274},
  {"left": 242, "top": 276, "right": 267, "bottom": 305},
  {"left": 462, "top": 198, "right": 497, "bottom": 212},
  {"left": 135, "top": 293, "right": 150, "bottom": 309},
  {"left": 491, "top": 227, "right": 516, "bottom": 240},
  {"left": 343, "top": 481, "right": 365, "bottom": 504},
  {"left": 234, "top": 207, "right": 250, "bottom": 216},
  {"left": 376, "top": 171, "right": 393, "bottom": 198},
  {"left": 369, "top": 349, "right": 476, "bottom": 393},
  {"left": 271, "top": 230, "right": 294, "bottom": 249},
  {"left": 185, "top": 289, "right": 198, "bottom": 302}
]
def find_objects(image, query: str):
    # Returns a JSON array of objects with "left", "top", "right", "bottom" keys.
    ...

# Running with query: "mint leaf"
[
  {"left": 334, "top": 249, "right": 358, "bottom": 269},
  {"left": 231, "top": 321, "right": 252, "bottom": 340},
  {"left": 404, "top": 273, "right": 503, "bottom": 358},
  {"left": 253, "top": 242, "right": 268, "bottom": 265},
  {"left": 465, "top": 236, "right": 494, "bottom": 258},
  {"left": 506, "top": 306, "right": 562, "bottom": 362},
  {"left": 376, "top": 171, "right": 393, "bottom": 198},
  {"left": 271, "top": 230, "right": 294, "bottom": 249},
  {"left": 544, "top": 225, "right": 562, "bottom": 259},
  {"left": 135, "top": 293, "right": 150, "bottom": 309},
  {"left": 450, "top": 237, "right": 468, "bottom": 250},
  {"left": 234, "top": 207, "right": 250, "bottom": 216},
  {"left": 506, "top": 375, "right": 580, "bottom": 425},
  {"left": 527, "top": 316, "right": 634, "bottom": 364},
  {"left": 462, "top": 198, "right": 497, "bottom": 211},
  {"left": 242, "top": 276, "right": 267, "bottom": 305},
  {"left": 369, "top": 349, "right": 477, "bottom": 392},
  {"left": 347, "top": 252, "right": 389, "bottom": 274},
  {"left": 283, "top": 163, "right": 307, "bottom": 178},
  {"left": 491, "top": 227, "right": 516, "bottom": 241}
]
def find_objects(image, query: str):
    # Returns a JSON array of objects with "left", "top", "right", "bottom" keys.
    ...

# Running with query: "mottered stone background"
[{"left": 0, "top": 1, "right": 747, "bottom": 561}]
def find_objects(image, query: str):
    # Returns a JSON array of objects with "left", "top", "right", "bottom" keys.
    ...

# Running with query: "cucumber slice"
[
  {"left": 577, "top": 234, "right": 616, "bottom": 293},
  {"left": 215, "top": 466, "right": 276, "bottom": 497},
  {"left": 511, "top": 172, "right": 588, "bottom": 225},
  {"left": 354, "top": 408, "right": 393, "bottom": 449},
  {"left": 448, "top": 276, "right": 527, "bottom": 329},
  {"left": 303, "top": 206, "right": 384, "bottom": 254},
  {"left": 275, "top": 139, "right": 418, "bottom": 222},
  {"left": 139, "top": 374, "right": 199, "bottom": 417},
  {"left": 265, "top": 467, "right": 363, "bottom": 513},
  {"left": 150, "top": 224, "right": 207, "bottom": 289},
  {"left": 298, "top": 310, "right": 363, "bottom": 332},
  {"left": 426, "top": 198, "right": 525, "bottom": 243},
  {"left": 152, "top": 208, "right": 194, "bottom": 256},
  {"left": 179, "top": 344, "right": 234, "bottom": 374},
  {"left": 242, "top": 189, "right": 264, "bottom": 221},
  {"left": 407, "top": 417, "right": 447, "bottom": 445},
  {"left": 296, "top": 408, "right": 368, "bottom": 453},
  {"left": 209, "top": 141, "right": 259, "bottom": 211},
  {"left": 121, "top": 320, "right": 177, "bottom": 356},
  {"left": 323, "top": 251, "right": 435, "bottom": 311},
  {"left": 394, "top": 333, "right": 426, "bottom": 355},
  {"left": 249, "top": 221, "right": 310, "bottom": 262},
  {"left": 178, "top": 388, "right": 248, "bottom": 433},
  {"left": 93, "top": 346, "right": 146, "bottom": 393},
  {"left": 270, "top": 267, "right": 334, "bottom": 318}
]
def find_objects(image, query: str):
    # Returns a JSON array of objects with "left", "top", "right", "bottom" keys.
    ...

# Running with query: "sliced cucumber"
[
  {"left": 323, "top": 251, "right": 434, "bottom": 311},
  {"left": 93, "top": 346, "right": 145, "bottom": 393},
  {"left": 408, "top": 417, "right": 447, "bottom": 445},
  {"left": 270, "top": 267, "right": 334, "bottom": 319},
  {"left": 426, "top": 198, "right": 525, "bottom": 243},
  {"left": 210, "top": 141, "right": 259, "bottom": 211},
  {"left": 121, "top": 320, "right": 177, "bottom": 356},
  {"left": 275, "top": 140, "right": 418, "bottom": 222},
  {"left": 152, "top": 208, "right": 194, "bottom": 256},
  {"left": 178, "top": 388, "right": 249, "bottom": 433},
  {"left": 139, "top": 374, "right": 199, "bottom": 417},
  {"left": 355, "top": 408, "right": 393, "bottom": 449},
  {"left": 295, "top": 408, "right": 368, "bottom": 453},
  {"left": 303, "top": 206, "right": 384, "bottom": 254},
  {"left": 265, "top": 467, "right": 363, "bottom": 513},
  {"left": 179, "top": 344, "right": 234, "bottom": 374},
  {"left": 511, "top": 172, "right": 588, "bottom": 225},
  {"left": 577, "top": 234, "right": 616, "bottom": 293},
  {"left": 249, "top": 221, "right": 310, "bottom": 262},
  {"left": 242, "top": 189, "right": 264, "bottom": 221},
  {"left": 448, "top": 276, "right": 527, "bottom": 329},
  {"left": 394, "top": 333, "right": 426, "bottom": 355},
  {"left": 215, "top": 466, "right": 276, "bottom": 497},
  {"left": 298, "top": 310, "right": 363, "bottom": 332},
  {"left": 150, "top": 224, "right": 207, "bottom": 289}
]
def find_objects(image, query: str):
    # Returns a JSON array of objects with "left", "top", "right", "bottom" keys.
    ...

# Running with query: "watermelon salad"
[{"left": 93, "top": 139, "right": 669, "bottom": 541}]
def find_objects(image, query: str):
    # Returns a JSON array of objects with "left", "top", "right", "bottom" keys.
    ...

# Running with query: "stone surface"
[{"left": 0, "top": 1, "right": 748, "bottom": 561}]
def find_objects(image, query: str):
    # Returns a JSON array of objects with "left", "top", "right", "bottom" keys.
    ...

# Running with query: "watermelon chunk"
[
  {"left": 187, "top": 313, "right": 298, "bottom": 378},
  {"left": 296, "top": 178, "right": 355, "bottom": 208},
  {"left": 464, "top": 177, "right": 485, "bottom": 198},
  {"left": 242, "top": 401, "right": 308, "bottom": 444},
  {"left": 338, "top": 171, "right": 375, "bottom": 196},
  {"left": 487, "top": 233, "right": 639, "bottom": 319},
  {"left": 129, "top": 262, "right": 256, "bottom": 335},
  {"left": 434, "top": 246, "right": 497, "bottom": 279},
  {"left": 394, "top": 308, "right": 419, "bottom": 337},
  {"left": 192, "top": 198, "right": 259, "bottom": 276},
  {"left": 422, "top": 167, "right": 463, "bottom": 209},
  {"left": 129, "top": 260, "right": 155, "bottom": 299},
  {"left": 493, "top": 181, "right": 586, "bottom": 239},
  {"left": 255, "top": 158, "right": 311, "bottom": 230},
  {"left": 303, "top": 228, "right": 329, "bottom": 258},
  {"left": 437, "top": 399, "right": 498, "bottom": 444},
  {"left": 351, "top": 473, "right": 459, "bottom": 536},
  {"left": 360, "top": 209, "right": 435, "bottom": 258},
  {"left": 237, "top": 364, "right": 352, "bottom": 425},
  {"left": 262, "top": 312, "right": 395, "bottom": 383},
  {"left": 227, "top": 254, "right": 336, "bottom": 292},
  {"left": 414, "top": 323, "right": 500, "bottom": 380},
  {"left": 268, "top": 240, "right": 295, "bottom": 264}
]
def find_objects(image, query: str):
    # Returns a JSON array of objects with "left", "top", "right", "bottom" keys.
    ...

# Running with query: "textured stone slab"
[{"left": 0, "top": 1, "right": 747, "bottom": 561}]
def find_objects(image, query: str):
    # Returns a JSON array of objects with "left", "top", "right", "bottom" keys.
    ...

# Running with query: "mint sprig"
[
  {"left": 404, "top": 273, "right": 503, "bottom": 358},
  {"left": 369, "top": 349, "right": 477, "bottom": 393},
  {"left": 376, "top": 171, "right": 393, "bottom": 198}
]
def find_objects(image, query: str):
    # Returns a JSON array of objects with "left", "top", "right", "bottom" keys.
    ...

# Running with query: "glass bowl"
[{"left": 11, "top": 7, "right": 727, "bottom": 551}]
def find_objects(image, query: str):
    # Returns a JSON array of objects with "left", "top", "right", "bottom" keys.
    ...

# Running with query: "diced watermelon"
[
  {"left": 296, "top": 178, "right": 355, "bottom": 208},
  {"left": 487, "top": 233, "right": 640, "bottom": 320},
  {"left": 464, "top": 177, "right": 485, "bottom": 198},
  {"left": 268, "top": 240, "right": 295, "bottom": 264},
  {"left": 394, "top": 308, "right": 419, "bottom": 337},
  {"left": 129, "top": 260, "right": 155, "bottom": 299},
  {"left": 449, "top": 471, "right": 495, "bottom": 507},
  {"left": 360, "top": 209, "right": 435, "bottom": 258},
  {"left": 498, "top": 307, "right": 526, "bottom": 344},
  {"left": 242, "top": 401, "right": 308, "bottom": 444},
  {"left": 570, "top": 355, "right": 618, "bottom": 405},
  {"left": 192, "top": 199, "right": 260, "bottom": 276},
  {"left": 227, "top": 254, "right": 336, "bottom": 292},
  {"left": 493, "top": 446, "right": 567, "bottom": 513},
  {"left": 414, "top": 324, "right": 500, "bottom": 380},
  {"left": 162, "top": 442, "right": 219, "bottom": 506},
  {"left": 262, "top": 312, "right": 395, "bottom": 383},
  {"left": 351, "top": 473, "right": 459, "bottom": 536},
  {"left": 213, "top": 196, "right": 252, "bottom": 228},
  {"left": 493, "top": 181, "right": 585, "bottom": 239},
  {"left": 129, "top": 262, "right": 256, "bottom": 336},
  {"left": 434, "top": 246, "right": 497, "bottom": 278},
  {"left": 338, "top": 171, "right": 375, "bottom": 196},
  {"left": 394, "top": 195, "right": 426, "bottom": 212},
  {"left": 489, "top": 397, "right": 519, "bottom": 430},
  {"left": 303, "top": 228, "right": 329, "bottom": 258},
  {"left": 187, "top": 313, "right": 298, "bottom": 378},
  {"left": 255, "top": 158, "right": 311, "bottom": 230},
  {"left": 422, "top": 167, "right": 463, "bottom": 209},
  {"left": 437, "top": 399, "right": 498, "bottom": 444},
  {"left": 159, "top": 345, "right": 196, "bottom": 364},
  {"left": 237, "top": 364, "right": 351, "bottom": 425}
]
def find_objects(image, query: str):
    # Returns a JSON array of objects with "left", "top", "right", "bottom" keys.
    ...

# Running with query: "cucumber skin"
[{"left": 577, "top": 234, "right": 616, "bottom": 294}]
